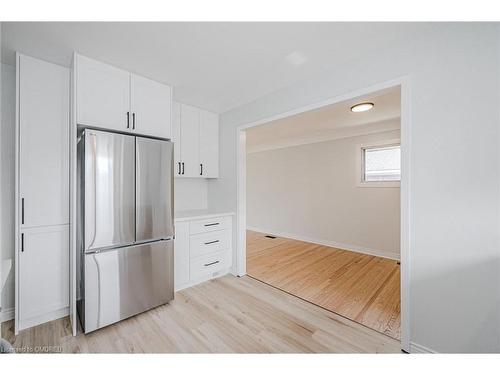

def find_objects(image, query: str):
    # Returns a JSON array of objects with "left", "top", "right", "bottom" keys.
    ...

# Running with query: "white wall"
[
  {"left": 174, "top": 178, "right": 208, "bottom": 212},
  {"left": 1, "top": 63, "right": 15, "bottom": 320},
  {"left": 209, "top": 24, "right": 500, "bottom": 353},
  {"left": 246, "top": 129, "right": 400, "bottom": 259}
]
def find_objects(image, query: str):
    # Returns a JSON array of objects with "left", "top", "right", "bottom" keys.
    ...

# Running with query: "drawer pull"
[
  {"left": 204, "top": 260, "right": 220, "bottom": 267},
  {"left": 204, "top": 223, "right": 219, "bottom": 227},
  {"left": 204, "top": 240, "right": 220, "bottom": 245}
]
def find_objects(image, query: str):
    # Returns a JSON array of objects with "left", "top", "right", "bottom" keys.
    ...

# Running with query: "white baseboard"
[
  {"left": 247, "top": 226, "right": 400, "bottom": 261},
  {"left": 174, "top": 268, "right": 231, "bottom": 292},
  {"left": 0, "top": 307, "right": 14, "bottom": 323},
  {"left": 18, "top": 306, "right": 69, "bottom": 332},
  {"left": 410, "top": 342, "right": 436, "bottom": 354}
]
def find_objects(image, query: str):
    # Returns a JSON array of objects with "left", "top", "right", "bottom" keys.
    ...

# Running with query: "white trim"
[
  {"left": 14, "top": 52, "right": 20, "bottom": 335},
  {"left": 0, "top": 307, "right": 14, "bottom": 323},
  {"left": 247, "top": 118, "right": 400, "bottom": 154},
  {"left": 247, "top": 226, "right": 400, "bottom": 260},
  {"left": 410, "top": 342, "right": 437, "bottom": 354},
  {"left": 235, "top": 76, "right": 412, "bottom": 353},
  {"left": 17, "top": 307, "right": 69, "bottom": 332},
  {"left": 69, "top": 52, "right": 77, "bottom": 337},
  {"left": 175, "top": 268, "right": 231, "bottom": 292}
]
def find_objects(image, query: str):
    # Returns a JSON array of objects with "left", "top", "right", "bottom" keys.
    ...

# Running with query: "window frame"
[{"left": 356, "top": 139, "right": 401, "bottom": 188}]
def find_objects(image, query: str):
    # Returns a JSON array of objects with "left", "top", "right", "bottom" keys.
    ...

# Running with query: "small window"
[{"left": 362, "top": 144, "right": 401, "bottom": 183}]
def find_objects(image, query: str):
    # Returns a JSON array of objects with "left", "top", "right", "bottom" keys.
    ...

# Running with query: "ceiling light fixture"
[{"left": 350, "top": 102, "right": 374, "bottom": 113}]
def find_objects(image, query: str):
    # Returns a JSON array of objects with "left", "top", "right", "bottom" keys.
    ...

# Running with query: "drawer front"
[
  {"left": 190, "top": 251, "right": 227, "bottom": 281},
  {"left": 190, "top": 230, "right": 231, "bottom": 259},
  {"left": 189, "top": 216, "right": 231, "bottom": 235}
]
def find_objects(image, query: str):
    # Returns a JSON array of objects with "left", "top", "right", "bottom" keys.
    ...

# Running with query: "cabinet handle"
[
  {"left": 126, "top": 111, "right": 130, "bottom": 129},
  {"left": 21, "top": 233, "right": 24, "bottom": 252},
  {"left": 200, "top": 163, "right": 203, "bottom": 176},
  {"left": 204, "top": 260, "right": 219, "bottom": 267},
  {"left": 182, "top": 162, "right": 185, "bottom": 175},
  {"left": 132, "top": 113, "right": 136, "bottom": 130},
  {"left": 204, "top": 240, "right": 219, "bottom": 245},
  {"left": 21, "top": 198, "right": 25, "bottom": 224},
  {"left": 204, "top": 222, "right": 219, "bottom": 227},
  {"left": 178, "top": 162, "right": 181, "bottom": 175}
]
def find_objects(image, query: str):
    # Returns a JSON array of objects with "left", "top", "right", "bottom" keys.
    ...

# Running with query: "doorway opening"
[{"left": 236, "top": 80, "right": 410, "bottom": 350}]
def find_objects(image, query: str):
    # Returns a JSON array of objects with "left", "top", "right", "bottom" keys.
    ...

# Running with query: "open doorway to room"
[{"left": 243, "top": 86, "right": 402, "bottom": 340}]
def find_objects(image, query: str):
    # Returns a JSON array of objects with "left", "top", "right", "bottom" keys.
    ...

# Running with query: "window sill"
[{"left": 357, "top": 181, "right": 400, "bottom": 188}]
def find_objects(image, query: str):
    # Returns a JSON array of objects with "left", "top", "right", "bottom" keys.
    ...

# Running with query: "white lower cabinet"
[
  {"left": 174, "top": 214, "right": 233, "bottom": 291},
  {"left": 174, "top": 222, "right": 190, "bottom": 289},
  {"left": 18, "top": 225, "right": 69, "bottom": 331}
]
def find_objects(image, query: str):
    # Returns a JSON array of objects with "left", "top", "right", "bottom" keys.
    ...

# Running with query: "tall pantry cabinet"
[{"left": 15, "top": 54, "right": 70, "bottom": 333}]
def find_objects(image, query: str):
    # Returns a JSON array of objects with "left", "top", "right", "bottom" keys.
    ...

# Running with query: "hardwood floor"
[
  {"left": 1, "top": 274, "right": 399, "bottom": 353},
  {"left": 246, "top": 230, "right": 401, "bottom": 339}
]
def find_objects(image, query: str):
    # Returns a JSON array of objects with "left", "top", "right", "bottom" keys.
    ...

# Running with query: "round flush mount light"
[{"left": 350, "top": 102, "right": 374, "bottom": 113}]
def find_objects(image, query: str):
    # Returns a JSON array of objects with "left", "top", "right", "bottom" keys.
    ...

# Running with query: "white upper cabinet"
[
  {"left": 76, "top": 54, "right": 172, "bottom": 138},
  {"left": 76, "top": 55, "right": 130, "bottom": 132},
  {"left": 199, "top": 110, "right": 219, "bottom": 178},
  {"left": 172, "top": 101, "right": 182, "bottom": 176},
  {"left": 173, "top": 101, "right": 219, "bottom": 178},
  {"left": 130, "top": 74, "right": 172, "bottom": 139},
  {"left": 180, "top": 104, "right": 200, "bottom": 177},
  {"left": 19, "top": 54, "right": 70, "bottom": 227}
]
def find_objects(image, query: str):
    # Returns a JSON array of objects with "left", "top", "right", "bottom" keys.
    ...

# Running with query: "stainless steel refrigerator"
[{"left": 77, "top": 129, "right": 174, "bottom": 333}]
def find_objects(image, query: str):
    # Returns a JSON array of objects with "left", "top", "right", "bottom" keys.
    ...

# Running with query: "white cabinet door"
[
  {"left": 180, "top": 104, "right": 200, "bottom": 177},
  {"left": 174, "top": 222, "right": 190, "bottom": 289},
  {"left": 19, "top": 225, "right": 69, "bottom": 330},
  {"left": 199, "top": 110, "right": 219, "bottom": 178},
  {"left": 76, "top": 54, "right": 130, "bottom": 132},
  {"left": 172, "top": 101, "right": 182, "bottom": 176},
  {"left": 19, "top": 55, "right": 69, "bottom": 228},
  {"left": 130, "top": 74, "right": 172, "bottom": 139}
]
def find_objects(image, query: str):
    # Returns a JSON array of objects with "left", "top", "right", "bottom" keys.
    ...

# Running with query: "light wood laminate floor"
[
  {"left": 246, "top": 230, "right": 401, "bottom": 339},
  {"left": 1, "top": 274, "right": 399, "bottom": 353}
]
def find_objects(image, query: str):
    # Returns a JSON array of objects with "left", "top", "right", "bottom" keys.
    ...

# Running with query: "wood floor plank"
[
  {"left": 1, "top": 274, "right": 399, "bottom": 353},
  {"left": 246, "top": 230, "right": 401, "bottom": 339}
]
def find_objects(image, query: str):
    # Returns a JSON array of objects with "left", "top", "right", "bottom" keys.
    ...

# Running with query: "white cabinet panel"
[
  {"left": 76, "top": 55, "right": 130, "bottom": 132},
  {"left": 172, "top": 101, "right": 182, "bottom": 176},
  {"left": 130, "top": 74, "right": 172, "bottom": 139},
  {"left": 19, "top": 54, "right": 69, "bottom": 227},
  {"left": 180, "top": 104, "right": 200, "bottom": 177},
  {"left": 190, "top": 251, "right": 227, "bottom": 281},
  {"left": 174, "top": 221, "right": 190, "bottom": 289},
  {"left": 189, "top": 216, "right": 232, "bottom": 235},
  {"left": 19, "top": 225, "right": 69, "bottom": 330},
  {"left": 189, "top": 230, "right": 231, "bottom": 259},
  {"left": 199, "top": 110, "right": 219, "bottom": 178}
]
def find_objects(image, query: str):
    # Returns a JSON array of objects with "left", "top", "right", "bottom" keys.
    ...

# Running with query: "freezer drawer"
[{"left": 82, "top": 240, "right": 174, "bottom": 333}]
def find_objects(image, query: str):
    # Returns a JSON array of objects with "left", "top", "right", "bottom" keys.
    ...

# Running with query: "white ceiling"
[
  {"left": 246, "top": 86, "right": 400, "bottom": 153},
  {"left": 2, "top": 22, "right": 442, "bottom": 113}
]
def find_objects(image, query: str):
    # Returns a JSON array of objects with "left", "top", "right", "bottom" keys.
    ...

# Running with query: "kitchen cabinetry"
[
  {"left": 76, "top": 54, "right": 172, "bottom": 139},
  {"left": 18, "top": 226, "right": 69, "bottom": 330},
  {"left": 174, "top": 222, "right": 190, "bottom": 288},
  {"left": 174, "top": 212, "right": 233, "bottom": 291},
  {"left": 16, "top": 54, "right": 70, "bottom": 333},
  {"left": 172, "top": 101, "right": 219, "bottom": 178}
]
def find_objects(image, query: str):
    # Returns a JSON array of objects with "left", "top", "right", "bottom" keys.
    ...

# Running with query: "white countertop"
[
  {"left": 174, "top": 209, "right": 235, "bottom": 222},
  {"left": 1, "top": 258, "right": 12, "bottom": 292}
]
